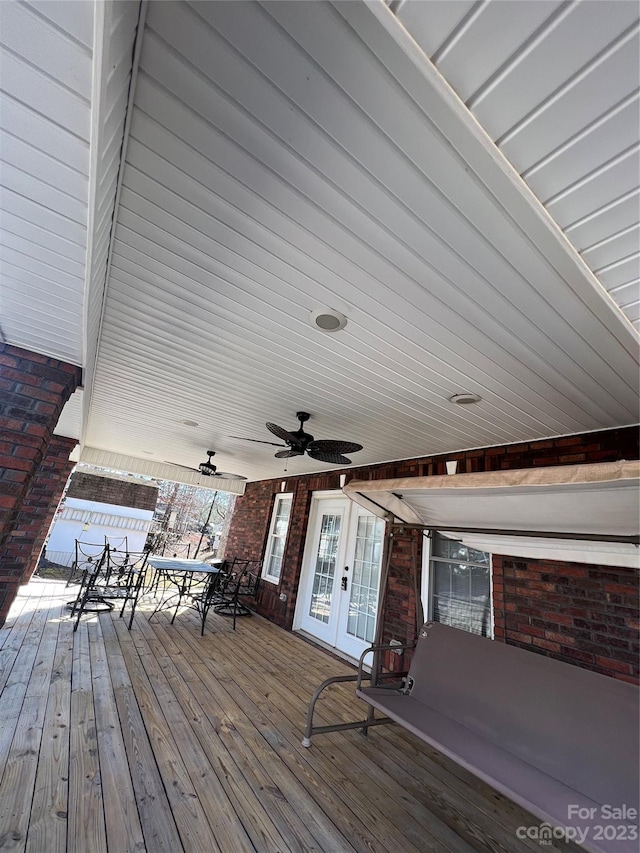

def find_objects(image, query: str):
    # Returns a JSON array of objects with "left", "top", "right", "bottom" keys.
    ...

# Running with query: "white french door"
[{"left": 296, "top": 495, "right": 385, "bottom": 660}]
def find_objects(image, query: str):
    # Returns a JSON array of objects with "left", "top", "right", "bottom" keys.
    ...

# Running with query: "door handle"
[{"left": 341, "top": 576, "right": 348, "bottom": 591}]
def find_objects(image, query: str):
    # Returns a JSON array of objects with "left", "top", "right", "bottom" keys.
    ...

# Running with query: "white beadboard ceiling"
[
  {"left": 393, "top": 0, "right": 640, "bottom": 328},
  {"left": 0, "top": 0, "right": 94, "bottom": 364},
  {"left": 2, "top": 0, "right": 639, "bottom": 487}
]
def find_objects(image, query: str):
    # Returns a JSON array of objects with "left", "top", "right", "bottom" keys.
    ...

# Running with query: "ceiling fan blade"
[
  {"left": 266, "top": 422, "right": 298, "bottom": 444},
  {"left": 214, "top": 471, "right": 248, "bottom": 480},
  {"left": 307, "top": 451, "right": 352, "bottom": 465},
  {"left": 307, "top": 439, "right": 363, "bottom": 454},
  {"left": 274, "top": 449, "right": 304, "bottom": 459},
  {"left": 163, "top": 461, "right": 199, "bottom": 472},
  {"left": 229, "top": 436, "right": 287, "bottom": 447}
]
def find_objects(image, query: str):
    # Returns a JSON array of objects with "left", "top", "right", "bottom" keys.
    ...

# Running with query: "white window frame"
[
  {"left": 262, "top": 493, "right": 293, "bottom": 584},
  {"left": 421, "top": 532, "right": 494, "bottom": 638}
]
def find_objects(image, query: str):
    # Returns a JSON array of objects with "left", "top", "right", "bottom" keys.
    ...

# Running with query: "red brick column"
[
  {"left": 0, "top": 344, "right": 82, "bottom": 624},
  {"left": 16, "top": 436, "right": 78, "bottom": 584}
]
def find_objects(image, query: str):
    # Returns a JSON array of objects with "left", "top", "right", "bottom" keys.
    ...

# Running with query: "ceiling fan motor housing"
[
  {"left": 290, "top": 413, "right": 313, "bottom": 448},
  {"left": 199, "top": 450, "right": 217, "bottom": 475}
]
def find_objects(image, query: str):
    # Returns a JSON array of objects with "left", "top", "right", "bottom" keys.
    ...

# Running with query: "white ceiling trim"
[
  {"left": 80, "top": 0, "right": 145, "bottom": 445},
  {"left": 77, "top": 446, "right": 246, "bottom": 495},
  {"left": 54, "top": 387, "right": 84, "bottom": 441}
]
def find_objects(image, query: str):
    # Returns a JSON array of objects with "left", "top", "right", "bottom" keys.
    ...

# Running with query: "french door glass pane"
[
  {"left": 347, "top": 516, "right": 384, "bottom": 643},
  {"left": 309, "top": 514, "right": 341, "bottom": 624}
]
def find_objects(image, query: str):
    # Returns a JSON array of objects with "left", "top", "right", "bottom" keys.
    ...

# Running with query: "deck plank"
[
  {"left": 99, "top": 615, "right": 184, "bottom": 853},
  {"left": 25, "top": 613, "right": 73, "bottom": 853},
  {"left": 112, "top": 616, "right": 224, "bottom": 853},
  {"left": 0, "top": 582, "right": 36, "bottom": 654},
  {"left": 88, "top": 620, "right": 146, "bottom": 852},
  {"left": 178, "top": 614, "right": 465, "bottom": 853},
  {"left": 0, "top": 589, "right": 54, "bottom": 780},
  {"left": 140, "top": 613, "right": 350, "bottom": 853},
  {"left": 0, "top": 593, "right": 62, "bottom": 851},
  {"left": 222, "top": 627, "right": 480, "bottom": 853},
  {"left": 68, "top": 621, "right": 107, "bottom": 853},
  {"left": 167, "top": 612, "right": 432, "bottom": 853},
  {"left": 119, "top": 617, "right": 256, "bottom": 853}
]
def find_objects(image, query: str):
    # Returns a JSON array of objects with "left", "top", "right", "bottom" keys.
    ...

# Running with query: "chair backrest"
[
  {"left": 74, "top": 541, "right": 109, "bottom": 580},
  {"left": 161, "top": 541, "right": 191, "bottom": 558},
  {"left": 237, "top": 566, "right": 260, "bottom": 598},
  {"left": 93, "top": 548, "right": 149, "bottom": 589},
  {"left": 74, "top": 539, "right": 108, "bottom": 566},
  {"left": 216, "top": 564, "right": 243, "bottom": 596},
  {"left": 105, "top": 534, "right": 129, "bottom": 552},
  {"left": 225, "top": 557, "right": 254, "bottom": 573}
]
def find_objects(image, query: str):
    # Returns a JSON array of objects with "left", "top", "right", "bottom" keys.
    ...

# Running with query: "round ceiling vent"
[
  {"left": 309, "top": 308, "right": 347, "bottom": 333},
  {"left": 449, "top": 393, "right": 482, "bottom": 405},
  {"left": 182, "top": 419, "right": 199, "bottom": 427}
]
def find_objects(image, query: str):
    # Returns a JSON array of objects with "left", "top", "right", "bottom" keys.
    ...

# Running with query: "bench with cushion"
[{"left": 356, "top": 622, "right": 639, "bottom": 853}]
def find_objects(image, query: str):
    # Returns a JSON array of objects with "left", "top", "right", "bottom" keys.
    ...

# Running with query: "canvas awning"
[{"left": 343, "top": 460, "right": 640, "bottom": 567}]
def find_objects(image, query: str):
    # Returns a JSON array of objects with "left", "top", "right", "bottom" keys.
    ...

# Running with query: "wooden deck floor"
[{"left": 0, "top": 578, "right": 574, "bottom": 853}]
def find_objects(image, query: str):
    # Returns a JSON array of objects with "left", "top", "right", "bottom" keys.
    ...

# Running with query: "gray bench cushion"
[{"left": 357, "top": 622, "right": 639, "bottom": 853}]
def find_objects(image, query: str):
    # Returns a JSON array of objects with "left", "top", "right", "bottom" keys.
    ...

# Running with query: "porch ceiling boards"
[
  {"left": 395, "top": 0, "right": 640, "bottom": 328},
  {"left": 0, "top": 0, "right": 94, "bottom": 365},
  {"left": 1, "top": 1, "right": 638, "bottom": 485},
  {"left": 0, "top": 579, "right": 579, "bottom": 852}
]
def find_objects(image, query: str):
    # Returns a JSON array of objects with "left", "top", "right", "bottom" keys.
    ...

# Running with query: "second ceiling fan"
[
  {"left": 233, "top": 412, "right": 363, "bottom": 464},
  {"left": 165, "top": 450, "right": 247, "bottom": 480}
]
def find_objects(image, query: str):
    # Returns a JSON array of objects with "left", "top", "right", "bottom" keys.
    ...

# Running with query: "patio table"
[{"left": 147, "top": 556, "right": 222, "bottom": 623}]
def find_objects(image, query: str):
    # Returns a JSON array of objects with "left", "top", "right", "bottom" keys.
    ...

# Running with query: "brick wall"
[
  {"left": 15, "top": 436, "right": 77, "bottom": 585},
  {"left": 66, "top": 472, "right": 158, "bottom": 511},
  {"left": 0, "top": 343, "right": 82, "bottom": 623},
  {"left": 493, "top": 557, "right": 639, "bottom": 684},
  {"left": 225, "top": 425, "right": 639, "bottom": 678}
]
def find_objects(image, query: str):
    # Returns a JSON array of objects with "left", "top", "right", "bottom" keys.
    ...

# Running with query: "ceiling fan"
[
  {"left": 232, "top": 412, "right": 363, "bottom": 464},
  {"left": 165, "top": 451, "right": 247, "bottom": 480}
]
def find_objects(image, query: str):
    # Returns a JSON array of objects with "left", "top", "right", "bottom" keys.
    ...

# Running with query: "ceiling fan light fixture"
[
  {"left": 309, "top": 308, "right": 347, "bottom": 333},
  {"left": 449, "top": 393, "right": 482, "bottom": 405}
]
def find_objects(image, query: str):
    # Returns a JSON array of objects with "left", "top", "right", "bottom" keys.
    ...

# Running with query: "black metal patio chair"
[
  {"left": 71, "top": 547, "right": 150, "bottom": 631},
  {"left": 66, "top": 539, "right": 109, "bottom": 587},
  {"left": 214, "top": 559, "right": 261, "bottom": 630},
  {"left": 185, "top": 562, "right": 232, "bottom": 635}
]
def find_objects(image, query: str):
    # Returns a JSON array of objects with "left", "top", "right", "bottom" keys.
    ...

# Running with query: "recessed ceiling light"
[
  {"left": 449, "top": 393, "right": 482, "bottom": 405},
  {"left": 182, "top": 420, "right": 199, "bottom": 427},
  {"left": 143, "top": 451, "right": 154, "bottom": 455},
  {"left": 309, "top": 308, "right": 347, "bottom": 333}
]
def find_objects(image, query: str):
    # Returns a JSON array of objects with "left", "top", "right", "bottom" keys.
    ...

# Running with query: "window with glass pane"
[
  {"left": 430, "top": 534, "right": 491, "bottom": 636},
  {"left": 262, "top": 494, "right": 292, "bottom": 583}
]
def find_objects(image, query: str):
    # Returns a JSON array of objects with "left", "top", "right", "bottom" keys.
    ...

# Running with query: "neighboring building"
[
  {"left": 44, "top": 470, "right": 158, "bottom": 566},
  {"left": 225, "top": 425, "right": 639, "bottom": 684}
]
